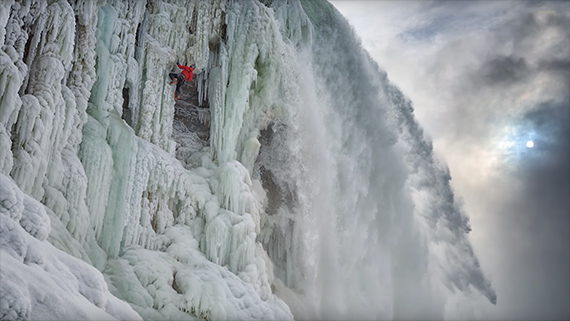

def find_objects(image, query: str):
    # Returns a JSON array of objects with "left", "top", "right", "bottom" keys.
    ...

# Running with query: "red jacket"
[{"left": 178, "top": 64, "right": 194, "bottom": 81}]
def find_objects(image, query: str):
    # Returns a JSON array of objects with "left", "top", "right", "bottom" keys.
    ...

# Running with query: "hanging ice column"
[
  {"left": 79, "top": 0, "right": 139, "bottom": 259},
  {"left": 9, "top": 1, "right": 75, "bottom": 199},
  {"left": 200, "top": 0, "right": 311, "bottom": 278},
  {"left": 201, "top": 2, "right": 301, "bottom": 277},
  {"left": 0, "top": 0, "right": 21, "bottom": 174},
  {"left": 209, "top": 1, "right": 296, "bottom": 168}
]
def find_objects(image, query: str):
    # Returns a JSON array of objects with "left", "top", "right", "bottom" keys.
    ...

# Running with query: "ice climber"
[{"left": 169, "top": 63, "right": 195, "bottom": 100}]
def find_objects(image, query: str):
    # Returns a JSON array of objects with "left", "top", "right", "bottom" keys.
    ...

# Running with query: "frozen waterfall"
[{"left": 0, "top": 0, "right": 495, "bottom": 320}]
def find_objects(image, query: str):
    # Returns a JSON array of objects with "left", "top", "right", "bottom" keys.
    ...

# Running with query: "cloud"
[
  {"left": 482, "top": 55, "right": 530, "bottom": 85},
  {"left": 407, "top": 4, "right": 569, "bottom": 319},
  {"left": 518, "top": 101, "right": 570, "bottom": 190},
  {"left": 486, "top": 100, "right": 569, "bottom": 320},
  {"left": 539, "top": 57, "right": 570, "bottom": 75},
  {"left": 411, "top": 2, "right": 569, "bottom": 157},
  {"left": 332, "top": 0, "right": 570, "bottom": 319}
]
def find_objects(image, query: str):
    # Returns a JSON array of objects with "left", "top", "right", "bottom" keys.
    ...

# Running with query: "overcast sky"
[{"left": 331, "top": 1, "right": 569, "bottom": 320}]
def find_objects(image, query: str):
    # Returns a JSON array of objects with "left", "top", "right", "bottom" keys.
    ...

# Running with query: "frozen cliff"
[{"left": 0, "top": 0, "right": 496, "bottom": 320}]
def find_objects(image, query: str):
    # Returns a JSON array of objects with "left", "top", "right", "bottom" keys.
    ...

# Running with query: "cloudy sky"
[{"left": 331, "top": 1, "right": 569, "bottom": 320}]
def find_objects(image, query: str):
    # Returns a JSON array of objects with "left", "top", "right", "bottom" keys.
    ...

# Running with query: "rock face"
[
  {"left": 0, "top": 0, "right": 495, "bottom": 320},
  {"left": 172, "top": 78, "right": 211, "bottom": 165}
]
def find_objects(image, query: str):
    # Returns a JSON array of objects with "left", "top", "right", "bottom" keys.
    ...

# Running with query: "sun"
[{"left": 526, "top": 140, "right": 534, "bottom": 148}]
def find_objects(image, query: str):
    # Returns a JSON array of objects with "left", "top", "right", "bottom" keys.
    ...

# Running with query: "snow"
[
  {"left": 1, "top": 0, "right": 495, "bottom": 320},
  {"left": 0, "top": 174, "right": 141, "bottom": 321},
  {"left": 104, "top": 237, "right": 290, "bottom": 321}
]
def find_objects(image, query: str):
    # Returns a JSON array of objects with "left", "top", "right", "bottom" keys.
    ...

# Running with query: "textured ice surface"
[
  {"left": 0, "top": 0, "right": 494, "bottom": 320},
  {"left": 0, "top": 174, "right": 141, "bottom": 321},
  {"left": 1, "top": 0, "right": 293, "bottom": 319}
]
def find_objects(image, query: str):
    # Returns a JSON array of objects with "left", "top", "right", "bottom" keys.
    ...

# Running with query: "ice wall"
[
  {"left": 1, "top": 0, "right": 495, "bottom": 320},
  {"left": 1, "top": 0, "right": 293, "bottom": 319}
]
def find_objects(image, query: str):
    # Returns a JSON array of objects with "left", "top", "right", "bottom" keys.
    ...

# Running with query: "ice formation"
[
  {"left": 0, "top": 174, "right": 142, "bottom": 320},
  {"left": 0, "top": 0, "right": 495, "bottom": 320}
]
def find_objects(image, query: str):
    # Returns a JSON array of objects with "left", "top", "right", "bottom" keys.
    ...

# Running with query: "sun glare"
[{"left": 526, "top": 140, "right": 534, "bottom": 148}]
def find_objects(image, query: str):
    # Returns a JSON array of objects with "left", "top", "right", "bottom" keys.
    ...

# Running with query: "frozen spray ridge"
[{"left": 0, "top": 0, "right": 495, "bottom": 320}]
